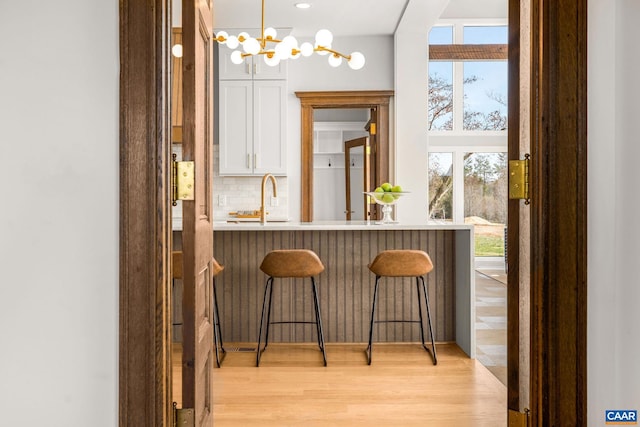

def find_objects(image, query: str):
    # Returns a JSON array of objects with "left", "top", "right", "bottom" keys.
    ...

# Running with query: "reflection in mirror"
[
  {"left": 312, "top": 109, "right": 369, "bottom": 220},
  {"left": 345, "top": 138, "right": 370, "bottom": 220}
]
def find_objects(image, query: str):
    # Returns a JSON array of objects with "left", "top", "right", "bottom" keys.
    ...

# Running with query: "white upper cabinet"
[
  {"left": 216, "top": 28, "right": 288, "bottom": 176},
  {"left": 218, "top": 79, "right": 287, "bottom": 175},
  {"left": 218, "top": 48, "right": 288, "bottom": 80}
]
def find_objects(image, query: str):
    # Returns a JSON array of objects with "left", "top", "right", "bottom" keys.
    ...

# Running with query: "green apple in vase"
[{"left": 365, "top": 183, "right": 409, "bottom": 224}]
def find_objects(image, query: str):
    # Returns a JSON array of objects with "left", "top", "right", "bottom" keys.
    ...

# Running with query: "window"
[
  {"left": 428, "top": 27, "right": 454, "bottom": 131},
  {"left": 428, "top": 22, "right": 508, "bottom": 258},
  {"left": 428, "top": 152, "right": 453, "bottom": 221},
  {"left": 464, "top": 152, "right": 507, "bottom": 257},
  {"left": 463, "top": 61, "right": 507, "bottom": 131}
]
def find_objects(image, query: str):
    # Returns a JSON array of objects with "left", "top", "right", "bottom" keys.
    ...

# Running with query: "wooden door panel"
[
  {"left": 507, "top": 0, "right": 531, "bottom": 419},
  {"left": 181, "top": 0, "right": 214, "bottom": 425}
]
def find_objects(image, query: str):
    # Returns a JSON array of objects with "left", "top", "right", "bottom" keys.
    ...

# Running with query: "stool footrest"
[
  {"left": 374, "top": 320, "right": 422, "bottom": 324},
  {"left": 270, "top": 321, "right": 318, "bottom": 325}
]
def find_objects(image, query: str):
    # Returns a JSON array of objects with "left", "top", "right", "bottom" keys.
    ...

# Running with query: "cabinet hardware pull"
[
  {"left": 254, "top": 153, "right": 258, "bottom": 169},
  {"left": 247, "top": 154, "right": 250, "bottom": 169}
]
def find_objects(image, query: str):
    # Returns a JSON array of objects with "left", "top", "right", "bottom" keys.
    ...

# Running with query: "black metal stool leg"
[
  {"left": 311, "top": 277, "right": 327, "bottom": 366},
  {"left": 310, "top": 279, "right": 321, "bottom": 348},
  {"left": 366, "top": 276, "right": 381, "bottom": 365},
  {"left": 420, "top": 276, "right": 437, "bottom": 365},
  {"left": 263, "top": 277, "right": 275, "bottom": 349},
  {"left": 256, "top": 277, "right": 273, "bottom": 367},
  {"left": 415, "top": 277, "right": 427, "bottom": 350},
  {"left": 213, "top": 278, "right": 226, "bottom": 368}
]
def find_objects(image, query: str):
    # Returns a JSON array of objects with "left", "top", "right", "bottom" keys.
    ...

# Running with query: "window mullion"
[
  {"left": 453, "top": 23, "right": 465, "bottom": 131},
  {"left": 453, "top": 150, "right": 465, "bottom": 223}
]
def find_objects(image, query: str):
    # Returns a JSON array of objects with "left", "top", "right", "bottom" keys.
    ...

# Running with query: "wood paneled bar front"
[{"left": 202, "top": 221, "right": 476, "bottom": 357}]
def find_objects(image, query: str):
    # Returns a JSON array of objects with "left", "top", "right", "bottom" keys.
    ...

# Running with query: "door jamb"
[{"left": 119, "top": 0, "right": 172, "bottom": 426}]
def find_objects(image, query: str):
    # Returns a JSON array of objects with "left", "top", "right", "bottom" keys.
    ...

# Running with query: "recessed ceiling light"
[{"left": 295, "top": 3, "right": 311, "bottom": 9}]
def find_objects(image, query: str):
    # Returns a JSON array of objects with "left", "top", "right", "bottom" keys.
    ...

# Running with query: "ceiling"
[{"left": 213, "top": 0, "right": 507, "bottom": 37}]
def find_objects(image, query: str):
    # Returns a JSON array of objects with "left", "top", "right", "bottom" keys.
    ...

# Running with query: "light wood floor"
[
  {"left": 475, "top": 268, "right": 507, "bottom": 385},
  {"left": 173, "top": 342, "right": 507, "bottom": 426}
]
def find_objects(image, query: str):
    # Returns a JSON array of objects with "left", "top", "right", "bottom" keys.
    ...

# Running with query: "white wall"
[
  {"left": 0, "top": 1, "right": 118, "bottom": 426},
  {"left": 394, "top": 0, "right": 450, "bottom": 223},
  {"left": 588, "top": 0, "right": 640, "bottom": 424}
]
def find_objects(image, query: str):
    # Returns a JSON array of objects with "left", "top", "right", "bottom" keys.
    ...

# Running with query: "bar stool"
[
  {"left": 210, "top": 257, "right": 225, "bottom": 368},
  {"left": 171, "top": 252, "right": 226, "bottom": 368},
  {"left": 366, "top": 249, "right": 437, "bottom": 365},
  {"left": 256, "top": 249, "right": 327, "bottom": 367}
]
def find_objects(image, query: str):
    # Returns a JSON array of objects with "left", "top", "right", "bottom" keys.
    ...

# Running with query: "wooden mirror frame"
[{"left": 295, "top": 90, "right": 393, "bottom": 222}]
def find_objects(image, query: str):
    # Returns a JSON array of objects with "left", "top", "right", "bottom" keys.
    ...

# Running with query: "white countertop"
[
  {"left": 172, "top": 218, "right": 473, "bottom": 231},
  {"left": 211, "top": 220, "right": 473, "bottom": 231}
]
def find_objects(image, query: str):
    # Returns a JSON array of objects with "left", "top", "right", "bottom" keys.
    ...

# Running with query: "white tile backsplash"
[
  {"left": 212, "top": 145, "right": 289, "bottom": 220},
  {"left": 171, "top": 144, "right": 289, "bottom": 224}
]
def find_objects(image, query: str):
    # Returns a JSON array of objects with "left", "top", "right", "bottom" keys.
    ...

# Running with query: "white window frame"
[{"left": 427, "top": 18, "right": 508, "bottom": 225}]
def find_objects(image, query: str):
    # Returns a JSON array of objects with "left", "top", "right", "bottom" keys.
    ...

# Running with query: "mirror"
[
  {"left": 296, "top": 90, "right": 394, "bottom": 222},
  {"left": 313, "top": 108, "right": 369, "bottom": 221}
]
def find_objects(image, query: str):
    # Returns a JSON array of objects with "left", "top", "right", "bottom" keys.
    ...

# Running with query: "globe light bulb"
[
  {"left": 264, "top": 51, "right": 281, "bottom": 67},
  {"left": 171, "top": 44, "right": 183, "bottom": 58},
  {"left": 230, "top": 50, "right": 244, "bottom": 65},
  {"left": 226, "top": 35, "right": 239, "bottom": 50},
  {"left": 243, "top": 37, "right": 261, "bottom": 55},
  {"left": 215, "top": 30, "right": 228, "bottom": 44},
  {"left": 282, "top": 36, "right": 299, "bottom": 57},
  {"left": 300, "top": 42, "right": 314, "bottom": 57},
  {"left": 263, "top": 27, "right": 277, "bottom": 41},
  {"left": 237, "top": 32, "right": 250, "bottom": 44},
  {"left": 348, "top": 51, "right": 365, "bottom": 70},
  {"left": 315, "top": 29, "right": 333, "bottom": 46},
  {"left": 282, "top": 35, "right": 298, "bottom": 48},
  {"left": 328, "top": 54, "right": 342, "bottom": 67},
  {"left": 274, "top": 42, "right": 291, "bottom": 60}
]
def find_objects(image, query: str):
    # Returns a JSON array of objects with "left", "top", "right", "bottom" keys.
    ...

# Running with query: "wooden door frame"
[
  {"left": 295, "top": 90, "right": 393, "bottom": 222},
  {"left": 119, "top": 0, "right": 172, "bottom": 426},
  {"left": 528, "top": 0, "right": 588, "bottom": 423},
  {"left": 118, "top": 0, "right": 588, "bottom": 425}
]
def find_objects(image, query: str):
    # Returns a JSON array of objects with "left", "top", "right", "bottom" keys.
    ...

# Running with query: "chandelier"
[{"left": 213, "top": 0, "right": 365, "bottom": 70}]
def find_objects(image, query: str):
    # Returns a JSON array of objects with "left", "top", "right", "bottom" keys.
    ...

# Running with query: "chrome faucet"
[{"left": 260, "top": 173, "right": 278, "bottom": 224}]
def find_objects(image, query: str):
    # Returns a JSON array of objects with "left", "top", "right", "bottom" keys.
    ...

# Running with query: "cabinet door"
[
  {"left": 219, "top": 80, "right": 253, "bottom": 174},
  {"left": 253, "top": 80, "right": 287, "bottom": 175},
  {"left": 253, "top": 56, "right": 288, "bottom": 80},
  {"left": 217, "top": 47, "right": 253, "bottom": 80},
  {"left": 217, "top": 41, "right": 287, "bottom": 80}
]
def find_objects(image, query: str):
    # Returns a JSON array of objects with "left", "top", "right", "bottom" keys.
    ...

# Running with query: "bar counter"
[{"left": 198, "top": 220, "right": 476, "bottom": 357}]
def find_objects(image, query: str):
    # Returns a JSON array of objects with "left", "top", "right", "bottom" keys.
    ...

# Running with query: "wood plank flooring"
[{"left": 173, "top": 343, "right": 507, "bottom": 426}]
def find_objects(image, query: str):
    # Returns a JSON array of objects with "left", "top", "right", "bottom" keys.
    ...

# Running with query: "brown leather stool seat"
[
  {"left": 366, "top": 250, "right": 437, "bottom": 365},
  {"left": 256, "top": 249, "right": 327, "bottom": 366}
]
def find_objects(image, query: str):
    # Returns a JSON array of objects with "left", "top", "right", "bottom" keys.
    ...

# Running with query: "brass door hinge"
[
  {"left": 173, "top": 402, "right": 195, "bottom": 427},
  {"left": 509, "top": 153, "right": 530, "bottom": 205},
  {"left": 508, "top": 408, "right": 531, "bottom": 427},
  {"left": 172, "top": 154, "right": 195, "bottom": 206}
]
